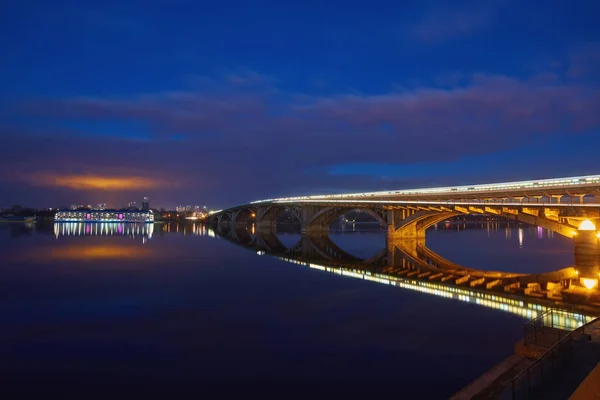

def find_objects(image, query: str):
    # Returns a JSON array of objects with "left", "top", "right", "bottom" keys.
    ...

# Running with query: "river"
[{"left": 0, "top": 221, "right": 582, "bottom": 397}]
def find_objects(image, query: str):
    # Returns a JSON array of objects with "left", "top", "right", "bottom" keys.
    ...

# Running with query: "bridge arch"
[
  {"left": 387, "top": 206, "right": 584, "bottom": 239},
  {"left": 388, "top": 210, "right": 462, "bottom": 239},
  {"left": 510, "top": 213, "right": 578, "bottom": 238},
  {"left": 215, "top": 202, "right": 590, "bottom": 240},
  {"left": 218, "top": 212, "right": 233, "bottom": 223},
  {"left": 231, "top": 208, "right": 255, "bottom": 225},
  {"left": 256, "top": 206, "right": 280, "bottom": 224},
  {"left": 304, "top": 207, "right": 387, "bottom": 232},
  {"left": 255, "top": 205, "right": 302, "bottom": 229}
]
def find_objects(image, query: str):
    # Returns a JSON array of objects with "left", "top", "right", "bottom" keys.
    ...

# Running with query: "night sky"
[{"left": 1, "top": 0, "right": 599, "bottom": 210}]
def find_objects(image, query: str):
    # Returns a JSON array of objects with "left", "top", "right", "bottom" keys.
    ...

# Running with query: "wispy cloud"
[{"left": 3, "top": 60, "right": 600, "bottom": 205}]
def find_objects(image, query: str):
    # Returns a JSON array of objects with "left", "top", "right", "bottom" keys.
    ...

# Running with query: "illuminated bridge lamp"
[
  {"left": 580, "top": 277, "right": 598, "bottom": 290},
  {"left": 578, "top": 220, "right": 596, "bottom": 231}
]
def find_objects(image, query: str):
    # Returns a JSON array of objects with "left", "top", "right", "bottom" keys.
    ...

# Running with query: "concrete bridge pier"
[
  {"left": 386, "top": 209, "right": 460, "bottom": 241},
  {"left": 300, "top": 205, "right": 331, "bottom": 235},
  {"left": 255, "top": 206, "right": 278, "bottom": 233},
  {"left": 574, "top": 226, "right": 600, "bottom": 290},
  {"left": 231, "top": 209, "right": 252, "bottom": 229}
]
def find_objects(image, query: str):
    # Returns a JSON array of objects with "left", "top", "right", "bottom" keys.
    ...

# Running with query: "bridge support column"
[
  {"left": 216, "top": 213, "right": 233, "bottom": 225},
  {"left": 301, "top": 205, "right": 329, "bottom": 234},
  {"left": 386, "top": 209, "right": 459, "bottom": 241},
  {"left": 231, "top": 209, "right": 251, "bottom": 228},
  {"left": 574, "top": 228, "right": 600, "bottom": 290},
  {"left": 255, "top": 206, "right": 278, "bottom": 233},
  {"left": 386, "top": 209, "right": 421, "bottom": 240}
]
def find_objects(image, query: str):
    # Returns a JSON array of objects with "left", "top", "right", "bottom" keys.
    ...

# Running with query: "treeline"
[{"left": 0, "top": 205, "right": 55, "bottom": 218}]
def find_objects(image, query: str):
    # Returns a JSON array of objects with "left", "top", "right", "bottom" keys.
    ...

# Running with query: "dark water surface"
[{"left": 0, "top": 222, "right": 576, "bottom": 397}]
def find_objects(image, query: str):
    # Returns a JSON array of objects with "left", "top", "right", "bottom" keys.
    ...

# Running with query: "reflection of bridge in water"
[
  {"left": 211, "top": 224, "right": 600, "bottom": 329},
  {"left": 54, "top": 222, "right": 154, "bottom": 239}
]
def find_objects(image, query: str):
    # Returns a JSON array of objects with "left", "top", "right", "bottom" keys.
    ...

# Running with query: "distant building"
[
  {"left": 175, "top": 204, "right": 205, "bottom": 214},
  {"left": 128, "top": 201, "right": 138, "bottom": 209},
  {"left": 142, "top": 197, "right": 150, "bottom": 211},
  {"left": 70, "top": 204, "right": 84, "bottom": 210},
  {"left": 96, "top": 203, "right": 107, "bottom": 210},
  {"left": 55, "top": 210, "right": 154, "bottom": 223}
]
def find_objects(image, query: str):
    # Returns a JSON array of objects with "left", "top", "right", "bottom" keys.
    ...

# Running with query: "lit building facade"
[{"left": 55, "top": 210, "right": 154, "bottom": 223}]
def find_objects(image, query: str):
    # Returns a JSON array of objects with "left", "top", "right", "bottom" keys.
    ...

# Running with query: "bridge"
[{"left": 210, "top": 174, "right": 600, "bottom": 285}]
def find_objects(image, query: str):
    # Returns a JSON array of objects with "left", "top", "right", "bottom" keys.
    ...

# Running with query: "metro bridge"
[
  {"left": 211, "top": 174, "right": 600, "bottom": 236},
  {"left": 210, "top": 174, "right": 600, "bottom": 283}
]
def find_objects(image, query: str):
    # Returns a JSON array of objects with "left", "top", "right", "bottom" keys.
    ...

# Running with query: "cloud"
[
  {"left": 4, "top": 170, "right": 185, "bottom": 191},
  {"left": 329, "top": 83, "right": 580, "bottom": 139},
  {"left": 2, "top": 65, "right": 600, "bottom": 208},
  {"left": 21, "top": 70, "right": 600, "bottom": 146},
  {"left": 42, "top": 175, "right": 167, "bottom": 191}
]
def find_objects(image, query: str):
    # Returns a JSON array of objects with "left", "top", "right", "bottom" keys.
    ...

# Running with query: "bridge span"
[{"left": 210, "top": 174, "right": 600, "bottom": 283}]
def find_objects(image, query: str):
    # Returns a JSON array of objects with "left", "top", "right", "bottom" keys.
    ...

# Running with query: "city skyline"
[{"left": 1, "top": 0, "right": 599, "bottom": 210}]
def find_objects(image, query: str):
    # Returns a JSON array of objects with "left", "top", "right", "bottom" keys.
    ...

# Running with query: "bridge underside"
[
  {"left": 213, "top": 203, "right": 599, "bottom": 240},
  {"left": 212, "top": 202, "right": 600, "bottom": 281}
]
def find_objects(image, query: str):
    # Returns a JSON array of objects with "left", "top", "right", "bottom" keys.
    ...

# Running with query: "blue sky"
[{"left": 1, "top": 0, "right": 599, "bottom": 209}]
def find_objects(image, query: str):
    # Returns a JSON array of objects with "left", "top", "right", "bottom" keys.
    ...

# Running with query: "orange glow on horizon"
[
  {"left": 55, "top": 175, "right": 159, "bottom": 190},
  {"left": 22, "top": 173, "right": 182, "bottom": 191}
]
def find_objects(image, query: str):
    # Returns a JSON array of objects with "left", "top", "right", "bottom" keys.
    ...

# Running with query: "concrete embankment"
[{"left": 452, "top": 316, "right": 600, "bottom": 399}]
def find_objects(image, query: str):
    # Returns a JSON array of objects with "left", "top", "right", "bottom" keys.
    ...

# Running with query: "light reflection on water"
[
  {"left": 53, "top": 221, "right": 154, "bottom": 239},
  {"left": 206, "top": 221, "right": 594, "bottom": 330},
  {"left": 275, "top": 256, "right": 593, "bottom": 330}
]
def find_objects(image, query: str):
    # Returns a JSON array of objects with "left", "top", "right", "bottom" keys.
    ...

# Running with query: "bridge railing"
[
  {"left": 523, "top": 309, "right": 586, "bottom": 347},
  {"left": 482, "top": 313, "right": 596, "bottom": 400}
]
